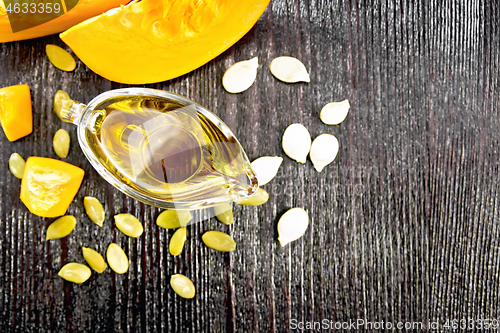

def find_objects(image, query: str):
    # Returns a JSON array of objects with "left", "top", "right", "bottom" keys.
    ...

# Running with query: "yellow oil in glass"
[{"left": 84, "top": 95, "right": 257, "bottom": 204}]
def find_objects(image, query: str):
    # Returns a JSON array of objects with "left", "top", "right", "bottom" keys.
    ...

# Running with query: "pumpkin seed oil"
[{"left": 84, "top": 95, "right": 257, "bottom": 204}]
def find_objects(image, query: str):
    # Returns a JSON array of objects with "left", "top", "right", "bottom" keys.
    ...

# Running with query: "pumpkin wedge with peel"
[
  {"left": 60, "top": 0, "right": 270, "bottom": 84},
  {"left": 0, "top": 0, "right": 130, "bottom": 43}
]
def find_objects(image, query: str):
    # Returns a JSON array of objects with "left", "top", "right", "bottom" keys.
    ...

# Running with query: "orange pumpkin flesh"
[
  {"left": 20, "top": 157, "right": 85, "bottom": 218},
  {"left": 0, "top": 0, "right": 130, "bottom": 43},
  {"left": 0, "top": 84, "right": 32, "bottom": 142},
  {"left": 60, "top": 0, "right": 270, "bottom": 84}
]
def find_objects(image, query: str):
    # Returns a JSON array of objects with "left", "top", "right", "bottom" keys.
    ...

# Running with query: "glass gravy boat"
[{"left": 60, "top": 88, "right": 259, "bottom": 210}]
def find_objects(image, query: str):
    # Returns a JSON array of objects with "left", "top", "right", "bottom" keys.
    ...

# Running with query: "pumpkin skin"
[
  {"left": 0, "top": 0, "right": 130, "bottom": 43},
  {"left": 60, "top": 0, "right": 271, "bottom": 84}
]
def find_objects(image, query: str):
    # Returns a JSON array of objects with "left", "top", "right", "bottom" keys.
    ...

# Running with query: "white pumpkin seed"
[
  {"left": 270, "top": 56, "right": 310, "bottom": 83},
  {"left": 53, "top": 129, "right": 70, "bottom": 158},
  {"left": 320, "top": 100, "right": 350, "bottom": 125},
  {"left": 9, "top": 153, "right": 25, "bottom": 179},
  {"left": 46, "top": 215, "right": 77, "bottom": 240},
  {"left": 222, "top": 57, "right": 259, "bottom": 93},
  {"left": 106, "top": 243, "right": 129, "bottom": 274},
  {"left": 83, "top": 196, "right": 105, "bottom": 227},
  {"left": 277, "top": 208, "right": 309, "bottom": 246},
  {"left": 58, "top": 263, "right": 91, "bottom": 284},
  {"left": 114, "top": 213, "right": 144, "bottom": 238},
  {"left": 250, "top": 156, "right": 283, "bottom": 186},
  {"left": 170, "top": 274, "right": 195, "bottom": 299},
  {"left": 282, "top": 123, "right": 311, "bottom": 164},
  {"left": 310, "top": 134, "right": 339, "bottom": 172}
]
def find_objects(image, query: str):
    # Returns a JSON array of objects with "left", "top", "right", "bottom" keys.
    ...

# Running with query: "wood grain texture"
[{"left": 0, "top": 0, "right": 499, "bottom": 332}]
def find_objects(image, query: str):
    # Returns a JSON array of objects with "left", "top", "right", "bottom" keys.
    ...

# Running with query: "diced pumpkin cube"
[
  {"left": 20, "top": 157, "right": 85, "bottom": 217},
  {"left": 0, "top": 84, "right": 32, "bottom": 141}
]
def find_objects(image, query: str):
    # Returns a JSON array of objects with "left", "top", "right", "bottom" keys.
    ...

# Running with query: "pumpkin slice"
[
  {"left": 60, "top": 0, "right": 270, "bottom": 84},
  {"left": 20, "top": 157, "right": 85, "bottom": 217},
  {"left": 0, "top": 0, "right": 130, "bottom": 43},
  {"left": 0, "top": 84, "right": 32, "bottom": 142}
]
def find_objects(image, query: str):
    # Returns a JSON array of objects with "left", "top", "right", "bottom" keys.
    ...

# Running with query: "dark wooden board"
[{"left": 1, "top": 0, "right": 500, "bottom": 331}]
